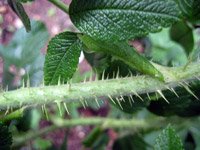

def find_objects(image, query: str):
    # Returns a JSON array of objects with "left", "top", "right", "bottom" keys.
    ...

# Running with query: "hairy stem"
[
  {"left": 12, "top": 117, "right": 154, "bottom": 147},
  {"left": 0, "top": 62, "right": 200, "bottom": 110},
  {"left": 48, "top": 0, "right": 69, "bottom": 14}
]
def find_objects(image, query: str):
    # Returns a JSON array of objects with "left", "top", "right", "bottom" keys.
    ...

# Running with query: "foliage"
[{"left": 0, "top": 0, "right": 200, "bottom": 149}]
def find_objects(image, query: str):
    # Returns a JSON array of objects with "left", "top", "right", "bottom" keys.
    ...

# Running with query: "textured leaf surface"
[
  {"left": 8, "top": 0, "right": 31, "bottom": 32},
  {"left": 154, "top": 125, "right": 184, "bottom": 150},
  {"left": 44, "top": 32, "right": 82, "bottom": 85},
  {"left": 69, "top": 0, "right": 180, "bottom": 41},
  {"left": 79, "top": 34, "right": 164, "bottom": 80},
  {"left": 170, "top": 21, "right": 194, "bottom": 55},
  {"left": 176, "top": 0, "right": 200, "bottom": 21}
]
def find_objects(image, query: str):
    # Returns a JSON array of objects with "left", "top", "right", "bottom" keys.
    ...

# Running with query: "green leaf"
[
  {"left": 0, "top": 21, "right": 49, "bottom": 89},
  {"left": 7, "top": 0, "right": 31, "bottom": 32},
  {"left": 176, "top": 0, "right": 200, "bottom": 22},
  {"left": 113, "top": 134, "right": 149, "bottom": 150},
  {"left": 170, "top": 21, "right": 194, "bottom": 55},
  {"left": 154, "top": 125, "right": 184, "bottom": 150},
  {"left": 0, "top": 123, "right": 12, "bottom": 150},
  {"left": 44, "top": 32, "right": 82, "bottom": 85},
  {"left": 83, "top": 126, "right": 103, "bottom": 148},
  {"left": 69, "top": 0, "right": 180, "bottom": 41},
  {"left": 79, "top": 34, "right": 164, "bottom": 81}
]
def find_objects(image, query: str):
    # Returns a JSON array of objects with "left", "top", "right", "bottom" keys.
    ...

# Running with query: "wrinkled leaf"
[
  {"left": 154, "top": 125, "right": 184, "bottom": 150},
  {"left": 8, "top": 0, "right": 31, "bottom": 32},
  {"left": 69, "top": 0, "right": 180, "bottom": 41},
  {"left": 44, "top": 32, "right": 82, "bottom": 85},
  {"left": 176, "top": 0, "right": 200, "bottom": 22},
  {"left": 170, "top": 21, "right": 194, "bottom": 55}
]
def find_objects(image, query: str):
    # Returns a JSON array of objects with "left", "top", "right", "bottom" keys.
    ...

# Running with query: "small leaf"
[
  {"left": 79, "top": 34, "right": 164, "bottom": 81},
  {"left": 8, "top": 0, "right": 31, "bottom": 32},
  {"left": 154, "top": 125, "right": 184, "bottom": 150},
  {"left": 44, "top": 32, "right": 82, "bottom": 85},
  {"left": 69, "top": 0, "right": 180, "bottom": 41},
  {"left": 0, "top": 123, "right": 12, "bottom": 150},
  {"left": 170, "top": 21, "right": 194, "bottom": 55}
]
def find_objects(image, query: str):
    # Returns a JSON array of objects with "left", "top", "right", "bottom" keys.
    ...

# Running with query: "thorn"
[
  {"left": 80, "top": 97, "right": 86, "bottom": 109},
  {"left": 129, "top": 95, "right": 134, "bottom": 103},
  {"left": 101, "top": 70, "right": 106, "bottom": 80},
  {"left": 157, "top": 90, "right": 169, "bottom": 103},
  {"left": 94, "top": 96, "right": 100, "bottom": 108},
  {"left": 170, "top": 88, "right": 179, "bottom": 98},
  {"left": 89, "top": 71, "right": 93, "bottom": 82},
  {"left": 147, "top": 93, "right": 151, "bottom": 100},
  {"left": 128, "top": 97, "right": 133, "bottom": 106},
  {"left": 195, "top": 76, "right": 200, "bottom": 81},
  {"left": 116, "top": 97, "right": 123, "bottom": 110},
  {"left": 108, "top": 95, "right": 116, "bottom": 105},
  {"left": 22, "top": 79, "right": 25, "bottom": 88},
  {"left": 64, "top": 103, "right": 70, "bottom": 115},
  {"left": 180, "top": 83, "right": 199, "bottom": 100},
  {"left": 26, "top": 73, "right": 30, "bottom": 88},
  {"left": 57, "top": 76, "right": 61, "bottom": 86},
  {"left": 55, "top": 101, "right": 63, "bottom": 116},
  {"left": 42, "top": 105, "right": 49, "bottom": 120},
  {"left": 4, "top": 106, "right": 10, "bottom": 116},
  {"left": 120, "top": 95, "right": 125, "bottom": 102},
  {"left": 84, "top": 100, "right": 88, "bottom": 107},
  {"left": 116, "top": 67, "right": 120, "bottom": 79},
  {"left": 131, "top": 90, "right": 143, "bottom": 101}
]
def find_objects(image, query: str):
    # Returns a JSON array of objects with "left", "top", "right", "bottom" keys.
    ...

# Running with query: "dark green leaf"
[
  {"left": 170, "top": 21, "right": 194, "bottom": 55},
  {"left": 8, "top": 0, "right": 31, "bottom": 32},
  {"left": 113, "top": 134, "right": 149, "bottom": 150},
  {"left": 154, "top": 125, "right": 184, "bottom": 150},
  {"left": 0, "top": 123, "right": 12, "bottom": 150},
  {"left": 176, "top": 0, "right": 200, "bottom": 22},
  {"left": 79, "top": 34, "right": 164, "bottom": 80},
  {"left": 69, "top": 0, "right": 180, "bottom": 41},
  {"left": 44, "top": 32, "right": 82, "bottom": 85},
  {"left": 83, "top": 126, "right": 103, "bottom": 148}
]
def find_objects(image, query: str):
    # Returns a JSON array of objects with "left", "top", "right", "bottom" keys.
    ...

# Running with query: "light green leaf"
[
  {"left": 69, "top": 0, "right": 180, "bottom": 41},
  {"left": 170, "top": 21, "right": 194, "bottom": 55},
  {"left": 0, "top": 21, "right": 49, "bottom": 89},
  {"left": 44, "top": 32, "right": 82, "bottom": 85},
  {"left": 154, "top": 125, "right": 184, "bottom": 150},
  {"left": 79, "top": 34, "right": 164, "bottom": 81},
  {"left": 8, "top": 0, "right": 31, "bottom": 32}
]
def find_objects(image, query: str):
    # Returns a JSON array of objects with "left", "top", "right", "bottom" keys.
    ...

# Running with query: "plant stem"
[
  {"left": 48, "top": 0, "right": 69, "bottom": 14},
  {"left": 0, "top": 62, "right": 200, "bottom": 110},
  {"left": 12, "top": 117, "right": 151, "bottom": 147}
]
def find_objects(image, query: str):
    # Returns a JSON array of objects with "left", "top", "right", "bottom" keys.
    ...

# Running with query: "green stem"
[
  {"left": 48, "top": 0, "right": 69, "bottom": 14},
  {"left": 0, "top": 108, "right": 25, "bottom": 123},
  {"left": 12, "top": 117, "right": 151, "bottom": 147},
  {"left": 0, "top": 62, "right": 200, "bottom": 110}
]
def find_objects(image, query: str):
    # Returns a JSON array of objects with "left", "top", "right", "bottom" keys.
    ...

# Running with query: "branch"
[
  {"left": 48, "top": 0, "right": 69, "bottom": 14},
  {"left": 0, "top": 62, "right": 200, "bottom": 110}
]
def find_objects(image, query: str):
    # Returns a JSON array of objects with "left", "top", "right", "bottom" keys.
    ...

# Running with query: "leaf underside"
[
  {"left": 154, "top": 125, "right": 184, "bottom": 150},
  {"left": 69, "top": 0, "right": 181, "bottom": 41},
  {"left": 44, "top": 32, "right": 82, "bottom": 85}
]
